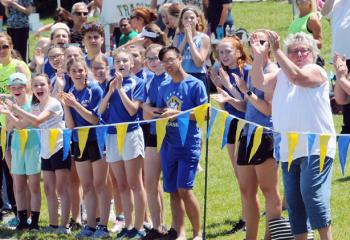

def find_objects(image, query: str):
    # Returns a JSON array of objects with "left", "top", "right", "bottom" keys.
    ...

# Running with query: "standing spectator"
[
  {"left": 1, "top": 0, "right": 33, "bottom": 62},
  {"left": 322, "top": 0, "right": 350, "bottom": 134},
  {"left": 118, "top": 18, "right": 138, "bottom": 47},
  {"left": 130, "top": 7, "right": 158, "bottom": 33},
  {"left": 251, "top": 31, "right": 335, "bottom": 239},
  {"left": 70, "top": 2, "right": 89, "bottom": 48},
  {"left": 206, "top": 0, "right": 233, "bottom": 39}
]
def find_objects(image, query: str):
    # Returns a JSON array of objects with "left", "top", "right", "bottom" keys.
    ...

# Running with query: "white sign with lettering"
[{"left": 100, "top": 0, "right": 151, "bottom": 24}]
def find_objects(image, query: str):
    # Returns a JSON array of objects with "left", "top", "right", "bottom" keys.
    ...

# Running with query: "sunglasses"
[
  {"left": 82, "top": 22, "right": 103, "bottom": 31},
  {"left": 0, "top": 45, "right": 9, "bottom": 50},
  {"left": 73, "top": 11, "right": 88, "bottom": 17}
]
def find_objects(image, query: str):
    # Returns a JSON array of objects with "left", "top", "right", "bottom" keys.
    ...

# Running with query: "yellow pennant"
[
  {"left": 1, "top": 126, "right": 6, "bottom": 160},
  {"left": 156, "top": 118, "right": 169, "bottom": 152},
  {"left": 219, "top": 111, "right": 229, "bottom": 142},
  {"left": 319, "top": 134, "right": 331, "bottom": 173},
  {"left": 249, "top": 126, "right": 263, "bottom": 162},
  {"left": 234, "top": 120, "right": 245, "bottom": 155},
  {"left": 194, "top": 103, "right": 210, "bottom": 129},
  {"left": 18, "top": 129, "right": 28, "bottom": 155},
  {"left": 49, "top": 129, "right": 60, "bottom": 156},
  {"left": 116, "top": 124, "right": 128, "bottom": 156},
  {"left": 287, "top": 132, "right": 299, "bottom": 171},
  {"left": 77, "top": 128, "right": 89, "bottom": 158}
]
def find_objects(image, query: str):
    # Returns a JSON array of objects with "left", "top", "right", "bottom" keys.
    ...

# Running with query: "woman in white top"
[{"left": 251, "top": 31, "right": 335, "bottom": 240}]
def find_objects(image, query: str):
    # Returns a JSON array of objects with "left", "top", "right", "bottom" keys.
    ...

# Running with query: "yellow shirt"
[{"left": 0, "top": 59, "right": 31, "bottom": 93}]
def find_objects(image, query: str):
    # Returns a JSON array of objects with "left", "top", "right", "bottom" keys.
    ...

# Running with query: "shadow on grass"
[
  {"left": 205, "top": 218, "right": 244, "bottom": 239},
  {"left": 0, "top": 227, "right": 78, "bottom": 240},
  {"left": 335, "top": 176, "right": 350, "bottom": 182}
]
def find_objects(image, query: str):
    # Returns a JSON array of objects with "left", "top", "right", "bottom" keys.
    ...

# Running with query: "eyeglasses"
[
  {"left": 288, "top": 48, "right": 312, "bottom": 56},
  {"left": 146, "top": 57, "right": 159, "bottom": 62},
  {"left": 48, "top": 54, "right": 64, "bottom": 60},
  {"left": 82, "top": 23, "right": 104, "bottom": 32},
  {"left": 0, "top": 45, "right": 9, "bottom": 50},
  {"left": 73, "top": 11, "right": 88, "bottom": 17},
  {"left": 162, "top": 57, "right": 178, "bottom": 65}
]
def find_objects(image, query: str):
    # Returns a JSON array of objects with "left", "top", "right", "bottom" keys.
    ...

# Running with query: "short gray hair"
[
  {"left": 283, "top": 32, "right": 319, "bottom": 63},
  {"left": 71, "top": 2, "right": 88, "bottom": 13}
]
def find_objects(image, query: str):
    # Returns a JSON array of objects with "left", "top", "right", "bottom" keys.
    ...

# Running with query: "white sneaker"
[{"left": 56, "top": 226, "right": 71, "bottom": 234}]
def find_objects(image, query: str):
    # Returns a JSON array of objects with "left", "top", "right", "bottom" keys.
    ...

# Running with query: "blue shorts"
[
  {"left": 160, "top": 140, "right": 201, "bottom": 193},
  {"left": 281, "top": 155, "right": 333, "bottom": 235}
]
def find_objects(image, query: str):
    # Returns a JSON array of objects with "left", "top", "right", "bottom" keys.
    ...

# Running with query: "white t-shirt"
[
  {"left": 272, "top": 64, "right": 336, "bottom": 162},
  {"left": 37, "top": 97, "right": 65, "bottom": 159},
  {"left": 328, "top": 0, "right": 350, "bottom": 58}
]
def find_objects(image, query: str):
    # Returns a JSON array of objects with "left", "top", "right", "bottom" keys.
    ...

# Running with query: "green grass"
[{"left": 0, "top": 1, "right": 346, "bottom": 239}]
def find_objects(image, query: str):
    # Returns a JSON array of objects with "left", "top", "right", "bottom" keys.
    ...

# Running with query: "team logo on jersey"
[{"left": 167, "top": 96, "right": 182, "bottom": 111}]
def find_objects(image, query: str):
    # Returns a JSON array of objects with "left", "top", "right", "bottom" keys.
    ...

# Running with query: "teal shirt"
[{"left": 118, "top": 30, "right": 138, "bottom": 47}]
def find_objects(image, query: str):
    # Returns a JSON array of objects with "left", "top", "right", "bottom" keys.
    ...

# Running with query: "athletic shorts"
[
  {"left": 11, "top": 145, "right": 41, "bottom": 175},
  {"left": 160, "top": 140, "right": 201, "bottom": 193},
  {"left": 237, "top": 133, "right": 274, "bottom": 166},
  {"left": 42, "top": 148, "right": 71, "bottom": 171},
  {"left": 106, "top": 127, "right": 145, "bottom": 162},
  {"left": 227, "top": 118, "right": 239, "bottom": 144},
  {"left": 72, "top": 140, "right": 102, "bottom": 162}
]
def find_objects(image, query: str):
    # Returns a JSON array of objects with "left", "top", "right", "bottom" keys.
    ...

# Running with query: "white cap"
[{"left": 51, "top": 22, "right": 70, "bottom": 34}]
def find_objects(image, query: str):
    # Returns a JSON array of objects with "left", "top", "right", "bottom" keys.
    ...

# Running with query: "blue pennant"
[
  {"left": 273, "top": 131, "right": 281, "bottom": 162},
  {"left": 96, "top": 126, "right": 108, "bottom": 156},
  {"left": 177, "top": 112, "right": 190, "bottom": 146},
  {"left": 207, "top": 108, "right": 218, "bottom": 139},
  {"left": 221, "top": 115, "right": 234, "bottom": 149},
  {"left": 63, "top": 129, "right": 72, "bottom": 161},
  {"left": 307, "top": 133, "right": 316, "bottom": 165},
  {"left": 338, "top": 136, "right": 350, "bottom": 176}
]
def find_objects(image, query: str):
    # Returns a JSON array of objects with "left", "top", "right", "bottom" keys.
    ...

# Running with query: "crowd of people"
[{"left": 0, "top": 0, "right": 348, "bottom": 239}]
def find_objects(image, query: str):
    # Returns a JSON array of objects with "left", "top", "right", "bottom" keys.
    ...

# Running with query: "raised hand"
[
  {"left": 333, "top": 54, "right": 348, "bottom": 78},
  {"left": 33, "top": 47, "right": 45, "bottom": 66},
  {"left": 211, "top": 87, "right": 231, "bottom": 104},
  {"left": 265, "top": 30, "right": 280, "bottom": 52},
  {"left": 250, "top": 32, "right": 269, "bottom": 58}
]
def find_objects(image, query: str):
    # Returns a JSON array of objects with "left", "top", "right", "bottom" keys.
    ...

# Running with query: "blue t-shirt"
[
  {"left": 144, "top": 72, "right": 168, "bottom": 135},
  {"left": 68, "top": 83, "right": 103, "bottom": 142},
  {"left": 50, "top": 73, "right": 73, "bottom": 93},
  {"left": 43, "top": 58, "right": 56, "bottom": 79},
  {"left": 135, "top": 68, "right": 154, "bottom": 121},
  {"left": 99, "top": 80, "right": 109, "bottom": 124},
  {"left": 104, "top": 76, "right": 144, "bottom": 134},
  {"left": 156, "top": 75, "right": 208, "bottom": 146},
  {"left": 223, "top": 65, "right": 251, "bottom": 119}
]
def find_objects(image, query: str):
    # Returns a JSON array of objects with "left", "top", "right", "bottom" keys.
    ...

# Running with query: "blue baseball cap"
[{"left": 7, "top": 73, "right": 28, "bottom": 86}]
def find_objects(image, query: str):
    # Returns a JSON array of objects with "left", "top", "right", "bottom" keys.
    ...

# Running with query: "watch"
[{"left": 246, "top": 90, "right": 252, "bottom": 96}]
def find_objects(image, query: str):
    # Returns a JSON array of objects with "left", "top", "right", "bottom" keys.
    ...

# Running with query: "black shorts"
[
  {"left": 142, "top": 123, "right": 157, "bottom": 147},
  {"left": 42, "top": 148, "right": 71, "bottom": 171},
  {"left": 72, "top": 140, "right": 102, "bottom": 162},
  {"left": 237, "top": 133, "right": 274, "bottom": 166},
  {"left": 227, "top": 118, "right": 239, "bottom": 144},
  {"left": 141, "top": 123, "right": 150, "bottom": 144}
]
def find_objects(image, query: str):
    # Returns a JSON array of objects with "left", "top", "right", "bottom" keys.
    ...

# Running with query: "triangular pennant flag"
[
  {"left": 1, "top": 126, "right": 6, "bottom": 160},
  {"left": 63, "top": 129, "right": 72, "bottom": 161},
  {"left": 307, "top": 133, "right": 316, "bottom": 165},
  {"left": 249, "top": 126, "right": 263, "bottom": 162},
  {"left": 156, "top": 118, "right": 169, "bottom": 152},
  {"left": 194, "top": 103, "right": 209, "bottom": 129},
  {"left": 49, "top": 129, "right": 60, "bottom": 156},
  {"left": 18, "top": 129, "right": 28, "bottom": 155},
  {"left": 96, "top": 126, "right": 108, "bottom": 157},
  {"left": 206, "top": 108, "right": 217, "bottom": 139},
  {"left": 338, "top": 136, "right": 350, "bottom": 176},
  {"left": 319, "top": 134, "right": 331, "bottom": 173},
  {"left": 219, "top": 111, "right": 229, "bottom": 147},
  {"left": 177, "top": 112, "right": 190, "bottom": 146},
  {"left": 273, "top": 131, "right": 281, "bottom": 162},
  {"left": 246, "top": 124, "right": 256, "bottom": 151},
  {"left": 77, "top": 128, "right": 89, "bottom": 158},
  {"left": 221, "top": 115, "right": 234, "bottom": 149},
  {"left": 287, "top": 132, "right": 299, "bottom": 171},
  {"left": 116, "top": 124, "right": 128, "bottom": 156},
  {"left": 234, "top": 120, "right": 245, "bottom": 155}
]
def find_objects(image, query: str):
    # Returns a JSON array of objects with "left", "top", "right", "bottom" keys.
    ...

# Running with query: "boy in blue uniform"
[{"left": 156, "top": 46, "right": 208, "bottom": 240}]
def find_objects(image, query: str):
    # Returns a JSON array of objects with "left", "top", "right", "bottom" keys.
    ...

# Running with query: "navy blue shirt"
[
  {"left": 104, "top": 76, "right": 144, "bottom": 134},
  {"left": 69, "top": 83, "right": 103, "bottom": 142},
  {"left": 156, "top": 75, "right": 208, "bottom": 146}
]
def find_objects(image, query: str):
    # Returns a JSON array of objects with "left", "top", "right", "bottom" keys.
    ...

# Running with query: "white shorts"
[{"left": 106, "top": 127, "right": 145, "bottom": 162}]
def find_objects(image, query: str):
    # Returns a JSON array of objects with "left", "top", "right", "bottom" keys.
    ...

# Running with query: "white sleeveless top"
[{"left": 272, "top": 64, "right": 336, "bottom": 162}]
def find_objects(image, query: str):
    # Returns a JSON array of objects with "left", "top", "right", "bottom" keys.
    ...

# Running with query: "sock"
[
  {"left": 31, "top": 211, "right": 40, "bottom": 226},
  {"left": 18, "top": 210, "right": 28, "bottom": 226}
]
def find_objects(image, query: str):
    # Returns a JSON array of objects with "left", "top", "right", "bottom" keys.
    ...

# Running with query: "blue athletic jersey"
[
  {"left": 144, "top": 72, "right": 168, "bottom": 135},
  {"left": 68, "top": 82, "right": 103, "bottom": 142},
  {"left": 43, "top": 58, "right": 56, "bottom": 79},
  {"left": 104, "top": 76, "right": 144, "bottom": 134},
  {"left": 50, "top": 73, "right": 73, "bottom": 93},
  {"left": 135, "top": 68, "right": 154, "bottom": 83},
  {"left": 99, "top": 80, "right": 109, "bottom": 124},
  {"left": 156, "top": 75, "right": 208, "bottom": 146},
  {"left": 223, "top": 65, "right": 251, "bottom": 119}
]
